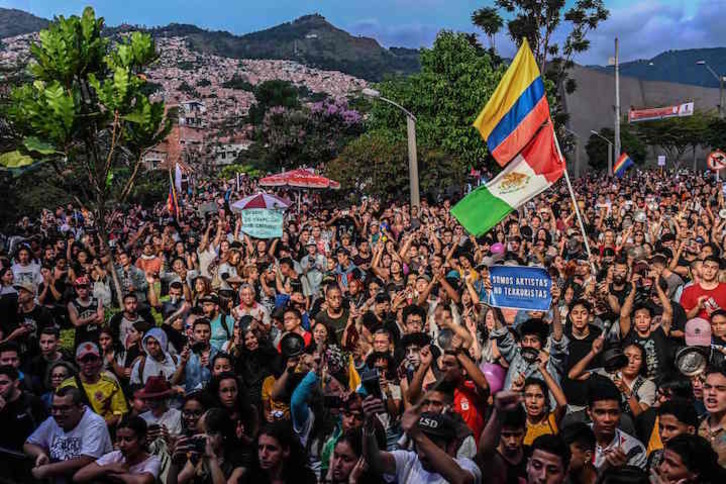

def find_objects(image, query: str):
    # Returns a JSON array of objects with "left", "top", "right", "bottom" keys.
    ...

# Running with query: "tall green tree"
[
  {"left": 635, "top": 112, "right": 712, "bottom": 168},
  {"left": 1, "top": 7, "right": 172, "bottom": 302},
  {"left": 366, "top": 31, "right": 506, "bottom": 170},
  {"left": 471, "top": 0, "right": 609, "bottom": 82},
  {"left": 247, "top": 79, "right": 301, "bottom": 125}
]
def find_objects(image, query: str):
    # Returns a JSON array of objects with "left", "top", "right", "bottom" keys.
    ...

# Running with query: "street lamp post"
[
  {"left": 591, "top": 130, "right": 613, "bottom": 176},
  {"left": 697, "top": 60, "right": 724, "bottom": 119},
  {"left": 362, "top": 88, "right": 420, "bottom": 208}
]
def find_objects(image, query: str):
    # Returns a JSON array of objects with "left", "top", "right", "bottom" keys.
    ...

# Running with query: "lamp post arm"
[{"left": 378, "top": 96, "right": 417, "bottom": 121}]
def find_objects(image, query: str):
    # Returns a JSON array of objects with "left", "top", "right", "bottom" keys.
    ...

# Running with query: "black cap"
[
  {"left": 280, "top": 333, "right": 305, "bottom": 359},
  {"left": 200, "top": 293, "right": 219, "bottom": 305},
  {"left": 418, "top": 412, "right": 456, "bottom": 441}
]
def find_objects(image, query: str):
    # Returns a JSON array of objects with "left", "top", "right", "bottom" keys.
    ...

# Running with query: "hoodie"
[{"left": 130, "top": 327, "right": 178, "bottom": 385}]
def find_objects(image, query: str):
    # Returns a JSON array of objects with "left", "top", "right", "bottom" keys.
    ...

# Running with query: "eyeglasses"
[
  {"left": 78, "top": 355, "right": 100, "bottom": 363},
  {"left": 182, "top": 409, "right": 204, "bottom": 417}
]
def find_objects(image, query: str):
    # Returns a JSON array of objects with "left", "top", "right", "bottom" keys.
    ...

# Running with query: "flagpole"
[{"left": 552, "top": 129, "right": 596, "bottom": 275}]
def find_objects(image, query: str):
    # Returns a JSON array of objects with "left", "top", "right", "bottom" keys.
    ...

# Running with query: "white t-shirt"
[
  {"left": 11, "top": 262, "right": 41, "bottom": 288},
  {"left": 592, "top": 427, "right": 647, "bottom": 470},
  {"left": 387, "top": 449, "right": 481, "bottom": 484},
  {"left": 140, "top": 408, "right": 183, "bottom": 437},
  {"left": 27, "top": 407, "right": 112, "bottom": 462},
  {"left": 96, "top": 450, "right": 161, "bottom": 478}
]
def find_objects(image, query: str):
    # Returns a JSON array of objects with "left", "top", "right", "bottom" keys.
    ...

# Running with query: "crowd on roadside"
[{"left": 0, "top": 168, "right": 726, "bottom": 483}]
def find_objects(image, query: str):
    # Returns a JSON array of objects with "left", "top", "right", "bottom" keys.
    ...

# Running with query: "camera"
[
  {"left": 360, "top": 368, "right": 383, "bottom": 399},
  {"left": 191, "top": 436, "right": 206, "bottom": 454}
]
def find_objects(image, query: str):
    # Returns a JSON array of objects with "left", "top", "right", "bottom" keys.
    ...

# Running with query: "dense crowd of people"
[{"left": 1, "top": 168, "right": 726, "bottom": 483}]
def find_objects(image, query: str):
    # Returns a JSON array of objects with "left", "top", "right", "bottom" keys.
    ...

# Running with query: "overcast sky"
[{"left": 2, "top": 0, "right": 722, "bottom": 65}]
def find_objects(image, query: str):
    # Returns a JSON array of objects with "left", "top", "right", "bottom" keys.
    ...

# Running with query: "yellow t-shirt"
[
  {"left": 524, "top": 412, "right": 559, "bottom": 446},
  {"left": 59, "top": 372, "right": 129, "bottom": 422}
]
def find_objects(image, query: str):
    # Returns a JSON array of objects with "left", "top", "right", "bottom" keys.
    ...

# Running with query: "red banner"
[{"left": 628, "top": 102, "right": 694, "bottom": 123}]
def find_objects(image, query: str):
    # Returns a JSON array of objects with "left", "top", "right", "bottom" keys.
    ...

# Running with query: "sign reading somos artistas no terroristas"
[
  {"left": 488, "top": 265, "right": 552, "bottom": 311},
  {"left": 241, "top": 209, "right": 284, "bottom": 239}
]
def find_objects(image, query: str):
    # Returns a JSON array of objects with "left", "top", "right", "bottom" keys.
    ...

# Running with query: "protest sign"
[
  {"left": 241, "top": 209, "right": 283, "bottom": 239},
  {"left": 488, "top": 265, "right": 552, "bottom": 310}
]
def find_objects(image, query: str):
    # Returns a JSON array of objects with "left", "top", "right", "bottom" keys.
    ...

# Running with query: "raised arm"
[
  {"left": 402, "top": 406, "right": 475, "bottom": 484},
  {"left": 567, "top": 336, "right": 604, "bottom": 380},
  {"left": 362, "top": 397, "right": 396, "bottom": 475},
  {"left": 619, "top": 281, "right": 637, "bottom": 338}
]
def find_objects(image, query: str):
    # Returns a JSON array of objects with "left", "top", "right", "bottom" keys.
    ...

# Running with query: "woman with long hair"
[
  {"left": 74, "top": 415, "right": 161, "bottom": 482},
  {"left": 207, "top": 372, "right": 258, "bottom": 446},
  {"left": 0, "top": 267, "right": 18, "bottom": 330},
  {"left": 229, "top": 325, "right": 280, "bottom": 411},
  {"left": 243, "top": 421, "right": 317, "bottom": 484},
  {"left": 192, "top": 276, "right": 212, "bottom": 308},
  {"left": 171, "top": 408, "right": 248, "bottom": 484}
]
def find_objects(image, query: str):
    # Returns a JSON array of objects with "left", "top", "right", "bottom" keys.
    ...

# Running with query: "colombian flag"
[
  {"left": 473, "top": 39, "right": 550, "bottom": 167},
  {"left": 614, "top": 152, "right": 634, "bottom": 178}
]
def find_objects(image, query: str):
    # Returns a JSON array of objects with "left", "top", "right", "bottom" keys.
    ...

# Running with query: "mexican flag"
[{"left": 452, "top": 124, "right": 564, "bottom": 236}]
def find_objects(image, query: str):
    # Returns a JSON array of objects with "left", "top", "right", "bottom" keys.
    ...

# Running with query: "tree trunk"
[{"left": 95, "top": 191, "right": 124, "bottom": 308}]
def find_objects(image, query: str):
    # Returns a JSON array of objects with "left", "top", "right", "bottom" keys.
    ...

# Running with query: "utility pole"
[{"left": 614, "top": 37, "right": 621, "bottom": 173}]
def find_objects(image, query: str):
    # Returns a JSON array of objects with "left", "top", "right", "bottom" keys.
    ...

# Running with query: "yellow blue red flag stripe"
[
  {"left": 473, "top": 39, "right": 550, "bottom": 167},
  {"left": 614, "top": 152, "right": 634, "bottom": 178}
]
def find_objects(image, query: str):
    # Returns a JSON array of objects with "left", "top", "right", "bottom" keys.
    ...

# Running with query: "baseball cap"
[
  {"left": 200, "top": 293, "right": 219, "bottom": 305},
  {"left": 74, "top": 276, "right": 90, "bottom": 287},
  {"left": 685, "top": 318, "right": 711, "bottom": 347},
  {"left": 75, "top": 342, "right": 101, "bottom": 360},
  {"left": 418, "top": 412, "right": 456, "bottom": 441},
  {"left": 13, "top": 281, "right": 35, "bottom": 294}
]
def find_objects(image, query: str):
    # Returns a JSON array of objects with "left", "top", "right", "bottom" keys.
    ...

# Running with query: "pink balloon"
[
  {"left": 482, "top": 363, "right": 506, "bottom": 394},
  {"left": 491, "top": 243, "right": 505, "bottom": 255}
]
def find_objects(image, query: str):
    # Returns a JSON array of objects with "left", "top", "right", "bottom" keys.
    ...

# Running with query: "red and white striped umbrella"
[
  {"left": 230, "top": 193, "right": 291, "bottom": 212},
  {"left": 258, "top": 168, "right": 340, "bottom": 189}
]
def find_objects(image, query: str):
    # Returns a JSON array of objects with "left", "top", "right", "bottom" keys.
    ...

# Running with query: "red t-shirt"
[
  {"left": 680, "top": 283, "right": 726, "bottom": 319},
  {"left": 454, "top": 380, "right": 486, "bottom": 442}
]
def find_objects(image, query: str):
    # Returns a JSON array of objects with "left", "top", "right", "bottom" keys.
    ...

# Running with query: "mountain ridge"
[{"left": 2, "top": 7, "right": 725, "bottom": 87}]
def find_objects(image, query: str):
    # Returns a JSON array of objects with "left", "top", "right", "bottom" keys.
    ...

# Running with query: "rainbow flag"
[
  {"left": 614, "top": 152, "right": 634, "bottom": 178},
  {"left": 473, "top": 39, "right": 550, "bottom": 167},
  {"left": 452, "top": 123, "right": 564, "bottom": 236}
]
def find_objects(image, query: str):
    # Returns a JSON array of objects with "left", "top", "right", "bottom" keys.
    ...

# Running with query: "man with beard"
[
  {"left": 363, "top": 399, "right": 481, "bottom": 484},
  {"left": 681, "top": 255, "right": 726, "bottom": 320},
  {"left": 607, "top": 257, "right": 631, "bottom": 314},
  {"left": 588, "top": 377, "right": 646, "bottom": 470},
  {"left": 108, "top": 293, "right": 152, "bottom": 353},
  {"left": 697, "top": 366, "right": 726, "bottom": 466},
  {"left": 11, "top": 281, "right": 55, "bottom": 357}
]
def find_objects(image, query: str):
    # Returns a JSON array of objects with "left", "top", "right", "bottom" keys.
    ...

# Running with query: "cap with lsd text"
[{"left": 417, "top": 412, "right": 456, "bottom": 441}]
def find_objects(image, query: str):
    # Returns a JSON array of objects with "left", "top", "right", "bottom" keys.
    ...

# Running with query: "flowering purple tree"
[{"left": 261, "top": 98, "right": 364, "bottom": 169}]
